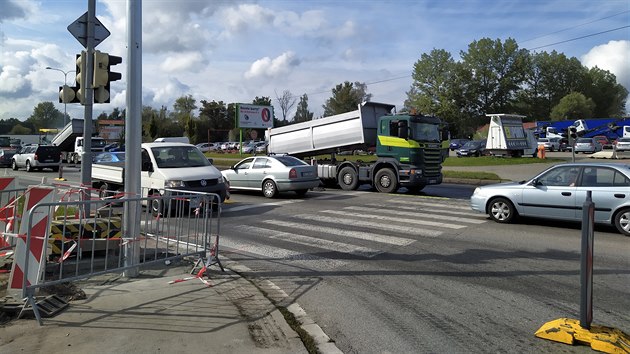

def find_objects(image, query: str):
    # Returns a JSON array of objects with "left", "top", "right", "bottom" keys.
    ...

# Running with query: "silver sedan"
[
  {"left": 221, "top": 155, "right": 321, "bottom": 198},
  {"left": 470, "top": 162, "right": 630, "bottom": 236}
]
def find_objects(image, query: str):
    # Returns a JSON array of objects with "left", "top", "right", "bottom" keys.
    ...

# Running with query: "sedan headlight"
[
  {"left": 165, "top": 180, "right": 185, "bottom": 188},
  {"left": 218, "top": 175, "right": 225, "bottom": 184},
  {"left": 472, "top": 187, "right": 481, "bottom": 196}
]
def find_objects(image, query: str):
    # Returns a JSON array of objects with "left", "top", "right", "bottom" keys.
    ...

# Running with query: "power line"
[
  {"left": 520, "top": 10, "right": 630, "bottom": 44},
  {"left": 527, "top": 25, "right": 629, "bottom": 50}
]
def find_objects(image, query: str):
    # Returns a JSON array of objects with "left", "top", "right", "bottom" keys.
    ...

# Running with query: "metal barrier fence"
[{"left": 5, "top": 185, "right": 221, "bottom": 325}]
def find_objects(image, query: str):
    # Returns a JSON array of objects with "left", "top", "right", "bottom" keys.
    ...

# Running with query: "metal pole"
[
  {"left": 123, "top": 0, "right": 142, "bottom": 277},
  {"left": 81, "top": 0, "right": 95, "bottom": 196},
  {"left": 45, "top": 67, "right": 75, "bottom": 126},
  {"left": 580, "top": 190, "right": 595, "bottom": 329}
]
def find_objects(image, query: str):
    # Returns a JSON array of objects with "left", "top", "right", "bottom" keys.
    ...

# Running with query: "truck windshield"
[
  {"left": 0, "top": 137, "right": 10, "bottom": 147},
  {"left": 151, "top": 146, "right": 211, "bottom": 168},
  {"left": 409, "top": 123, "right": 440, "bottom": 142}
]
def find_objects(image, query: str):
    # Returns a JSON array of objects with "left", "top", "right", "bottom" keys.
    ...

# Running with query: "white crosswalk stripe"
[
  {"left": 344, "top": 206, "right": 486, "bottom": 224},
  {"left": 262, "top": 219, "right": 416, "bottom": 246},
  {"left": 221, "top": 196, "right": 487, "bottom": 269}
]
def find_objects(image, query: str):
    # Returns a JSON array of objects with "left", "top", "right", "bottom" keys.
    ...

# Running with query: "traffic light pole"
[{"left": 81, "top": 0, "right": 95, "bottom": 207}]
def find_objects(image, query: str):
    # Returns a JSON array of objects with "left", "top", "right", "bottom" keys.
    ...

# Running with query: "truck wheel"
[
  {"left": 338, "top": 166, "right": 358, "bottom": 190},
  {"left": 262, "top": 179, "right": 278, "bottom": 198},
  {"left": 11, "top": 160, "right": 18, "bottom": 171},
  {"left": 72, "top": 155, "right": 79, "bottom": 164},
  {"left": 374, "top": 168, "right": 398, "bottom": 193},
  {"left": 25, "top": 161, "right": 32, "bottom": 172}
]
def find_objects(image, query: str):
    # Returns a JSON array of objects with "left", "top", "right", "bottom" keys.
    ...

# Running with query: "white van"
[{"left": 154, "top": 137, "right": 190, "bottom": 144}]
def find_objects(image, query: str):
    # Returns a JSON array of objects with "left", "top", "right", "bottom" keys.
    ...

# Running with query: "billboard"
[{"left": 237, "top": 104, "right": 273, "bottom": 129}]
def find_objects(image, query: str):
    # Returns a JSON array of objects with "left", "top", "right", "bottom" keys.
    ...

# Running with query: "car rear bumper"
[{"left": 276, "top": 178, "right": 321, "bottom": 191}]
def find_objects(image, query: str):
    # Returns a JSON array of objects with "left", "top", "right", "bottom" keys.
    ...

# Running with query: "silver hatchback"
[
  {"left": 470, "top": 162, "right": 630, "bottom": 236},
  {"left": 574, "top": 137, "right": 602, "bottom": 154}
]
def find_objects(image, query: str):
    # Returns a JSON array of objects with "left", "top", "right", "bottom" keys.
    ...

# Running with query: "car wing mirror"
[{"left": 207, "top": 157, "right": 214, "bottom": 164}]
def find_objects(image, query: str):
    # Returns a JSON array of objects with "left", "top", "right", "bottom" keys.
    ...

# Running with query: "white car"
[
  {"left": 537, "top": 137, "right": 560, "bottom": 151},
  {"left": 195, "top": 143, "right": 218, "bottom": 152}
]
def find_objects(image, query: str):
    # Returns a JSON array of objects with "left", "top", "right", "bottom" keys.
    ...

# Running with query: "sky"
[{"left": 0, "top": 0, "right": 629, "bottom": 125}]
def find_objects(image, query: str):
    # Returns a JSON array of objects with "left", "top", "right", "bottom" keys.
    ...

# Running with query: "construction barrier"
[{"left": 12, "top": 189, "right": 222, "bottom": 325}]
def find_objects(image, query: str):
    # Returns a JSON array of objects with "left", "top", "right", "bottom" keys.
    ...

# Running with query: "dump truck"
[
  {"left": 266, "top": 101, "right": 448, "bottom": 193},
  {"left": 51, "top": 118, "right": 106, "bottom": 163}
]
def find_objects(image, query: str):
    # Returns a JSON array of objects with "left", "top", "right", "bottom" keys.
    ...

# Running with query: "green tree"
[
  {"left": 9, "top": 124, "right": 31, "bottom": 135},
  {"left": 26, "top": 101, "right": 63, "bottom": 129},
  {"left": 583, "top": 67, "right": 628, "bottom": 117},
  {"left": 293, "top": 94, "right": 313, "bottom": 123},
  {"left": 460, "top": 38, "right": 529, "bottom": 120},
  {"left": 322, "top": 81, "right": 372, "bottom": 116},
  {"left": 109, "top": 107, "right": 124, "bottom": 120},
  {"left": 199, "top": 100, "right": 232, "bottom": 142},
  {"left": 550, "top": 92, "right": 595, "bottom": 121}
]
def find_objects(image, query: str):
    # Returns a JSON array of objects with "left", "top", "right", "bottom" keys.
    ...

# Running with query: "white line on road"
[
  {"left": 344, "top": 206, "right": 486, "bottom": 224},
  {"left": 291, "top": 214, "right": 443, "bottom": 237},
  {"left": 222, "top": 199, "right": 303, "bottom": 213},
  {"left": 320, "top": 210, "right": 466, "bottom": 229}
]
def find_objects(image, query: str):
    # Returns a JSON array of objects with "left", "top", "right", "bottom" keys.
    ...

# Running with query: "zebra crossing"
[{"left": 220, "top": 195, "right": 488, "bottom": 269}]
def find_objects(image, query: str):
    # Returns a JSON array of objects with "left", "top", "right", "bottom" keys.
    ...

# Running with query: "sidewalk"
[{"left": 0, "top": 257, "right": 316, "bottom": 354}]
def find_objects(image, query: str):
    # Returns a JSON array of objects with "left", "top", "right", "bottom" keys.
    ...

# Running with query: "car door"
[
  {"left": 228, "top": 158, "right": 254, "bottom": 188},
  {"left": 247, "top": 157, "right": 272, "bottom": 188},
  {"left": 574, "top": 166, "right": 630, "bottom": 223},
  {"left": 520, "top": 166, "right": 580, "bottom": 220}
]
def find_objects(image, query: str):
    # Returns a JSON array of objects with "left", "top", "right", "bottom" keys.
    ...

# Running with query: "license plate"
[
  {"left": 302, "top": 171, "right": 314, "bottom": 177},
  {"left": 429, "top": 179, "right": 437, "bottom": 184},
  {"left": 44, "top": 159, "right": 54, "bottom": 162}
]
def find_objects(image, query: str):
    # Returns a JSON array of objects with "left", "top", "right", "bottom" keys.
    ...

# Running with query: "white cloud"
[
  {"left": 581, "top": 40, "right": 630, "bottom": 93},
  {"left": 244, "top": 51, "right": 300, "bottom": 79},
  {"left": 161, "top": 52, "right": 205, "bottom": 73}
]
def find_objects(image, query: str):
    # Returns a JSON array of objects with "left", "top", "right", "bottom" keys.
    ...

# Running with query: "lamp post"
[{"left": 46, "top": 67, "right": 76, "bottom": 126}]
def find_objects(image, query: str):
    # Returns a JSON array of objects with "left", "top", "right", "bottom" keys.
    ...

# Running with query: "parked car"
[
  {"left": 537, "top": 137, "right": 561, "bottom": 151},
  {"left": 593, "top": 135, "right": 613, "bottom": 149},
  {"left": 11, "top": 145, "right": 61, "bottom": 172},
  {"left": 93, "top": 152, "right": 125, "bottom": 163},
  {"left": 470, "top": 162, "right": 630, "bottom": 236},
  {"left": 0, "top": 148, "right": 16, "bottom": 167},
  {"left": 574, "top": 137, "right": 603, "bottom": 154},
  {"left": 456, "top": 140, "right": 487, "bottom": 157},
  {"left": 615, "top": 137, "right": 630, "bottom": 152},
  {"left": 449, "top": 139, "right": 470, "bottom": 151},
  {"left": 241, "top": 142, "right": 259, "bottom": 154},
  {"left": 559, "top": 138, "right": 572, "bottom": 152},
  {"left": 196, "top": 142, "right": 218, "bottom": 153},
  {"left": 221, "top": 155, "right": 320, "bottom": 198},
  {"left": 255, "top": 142, "right": 268, "bottom": 154},
  {"left": 103, "top": 142, "right": 121, "bottom": 151}
]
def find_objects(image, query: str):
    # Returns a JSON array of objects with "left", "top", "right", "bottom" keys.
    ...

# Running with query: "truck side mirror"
[
  {"left": 142, "top": 161, "right": 153, "bottom": 172},
  {"left": 398, "top": 121, "right": 408, "bottom": 139}
]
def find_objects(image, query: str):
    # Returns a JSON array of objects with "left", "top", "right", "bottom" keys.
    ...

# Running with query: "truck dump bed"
[
  {"left": 267, "top": 102, "right": 395, "bottom": 157},
  {"left": 51, "top": 119, "right": 85, "bottom": 152}
]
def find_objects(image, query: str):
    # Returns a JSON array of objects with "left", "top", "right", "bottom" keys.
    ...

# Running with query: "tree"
[
  {"left": 108, "top": 107, "right": 124, "bottom": 120},
  {"left": 275, "top": 89, "right": 297, "bottom": 121},
  {"left": 322, "top": 81, "right": 372, "bottom": 116},
  {"left": 583, "top": 67, "right": 628, "bottom": 117},
  {"left": 9, "top": 124, "right": 31, "bottom": 135},
  {"left": 26, "top": 101, "right": 63, "bottom": 130},
  {"left": 173, "top": 95, "right": 197, "bottom": 132},
  {"left": 550, "top": 92, "right": 595, "bottom": 121},
  {"left": 459, "top": 38, "right": 529, "bottom": 119},
  {"left": 199, "top": 100, "right": 232, "bottom": 142},
  {"left": 293, "top": 94, "right": 313, "bottom": 123}
]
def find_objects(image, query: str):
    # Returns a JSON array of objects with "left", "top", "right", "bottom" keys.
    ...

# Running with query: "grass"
[{"left": 206, "top": 152, "right": 565, "bottom": 181}]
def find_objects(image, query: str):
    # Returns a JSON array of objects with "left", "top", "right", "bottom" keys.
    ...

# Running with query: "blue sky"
[{"left": 1, "top": 0, "right": 628, "bottom": 124}]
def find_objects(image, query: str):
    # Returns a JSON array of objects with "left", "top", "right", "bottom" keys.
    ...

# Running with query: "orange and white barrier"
[
  {"left": 0, "top": 177, "right": 18, "bottom": 248},
  {"left": 8, "top": 186, "right": 56, "bottom": 296}
]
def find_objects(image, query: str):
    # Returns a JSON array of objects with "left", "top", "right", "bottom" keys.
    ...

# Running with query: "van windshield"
[{"left": 151, "top": 146, "right": 211, "bottom": 168}]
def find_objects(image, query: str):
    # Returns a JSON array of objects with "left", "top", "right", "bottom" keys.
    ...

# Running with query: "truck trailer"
[
  {"left": 485, "top": 114, "right": 532, "bottom": 157},
  {"left": 51, "top": 118, "right": 106, "bottom": 163},
  {"left": 266, "top": 101, "right": 448, "bottom": 193}
]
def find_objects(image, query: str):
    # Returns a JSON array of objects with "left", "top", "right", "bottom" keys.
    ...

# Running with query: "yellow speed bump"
[{"left": 535, "top": 318, "right": 629, "bottom": 353}]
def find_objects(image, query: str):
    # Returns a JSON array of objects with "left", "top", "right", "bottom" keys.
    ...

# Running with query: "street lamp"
[{"left": 46, "top": 66, "right": 76, "bottom": 126}]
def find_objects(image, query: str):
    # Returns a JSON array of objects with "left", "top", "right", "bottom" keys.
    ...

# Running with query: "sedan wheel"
[
  {"left": 614, "top": 208, "right": 630, "bottom": 236},
  {"left": 488, "top": 197, "right": 517, "bottom": 223},
  {"left": 25, "top": 161, "right": 32, "bottom": 172},
  {"left": 11, "top": 160, "right": 18, "bottom": 171},
  {"left": 262, "top": 179, "right": 278, "bottom": 198}
]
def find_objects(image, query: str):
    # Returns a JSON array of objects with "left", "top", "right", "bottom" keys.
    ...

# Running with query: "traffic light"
[
  {"left": 75, "top": 50, "right": 87, "bottom": 104},
  {"left": 58, "top": 84, "right": 77, "bottom": 103},
  {"left": 569, "top": 126, "right": 577, "bottom": 139},
  {"left": 93, "top": 51, "right": 122, "bottom": 104}
]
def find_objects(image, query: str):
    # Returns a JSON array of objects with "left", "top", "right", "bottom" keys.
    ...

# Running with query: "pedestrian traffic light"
[
  {"left": 93, "top": 51, "right": 122, "bottom": 104},
  {"left": 75, "top": 50, "right": 87, "bottom": 104}
]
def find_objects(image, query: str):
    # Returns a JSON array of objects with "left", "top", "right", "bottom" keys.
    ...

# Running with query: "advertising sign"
[{"left": 237, "top": 104, "right": 274, "bottom": 129}]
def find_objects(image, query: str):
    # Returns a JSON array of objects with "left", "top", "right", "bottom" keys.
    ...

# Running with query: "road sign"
[{"left": 67, "top": 12, "right": 110, "bottom": 48}]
